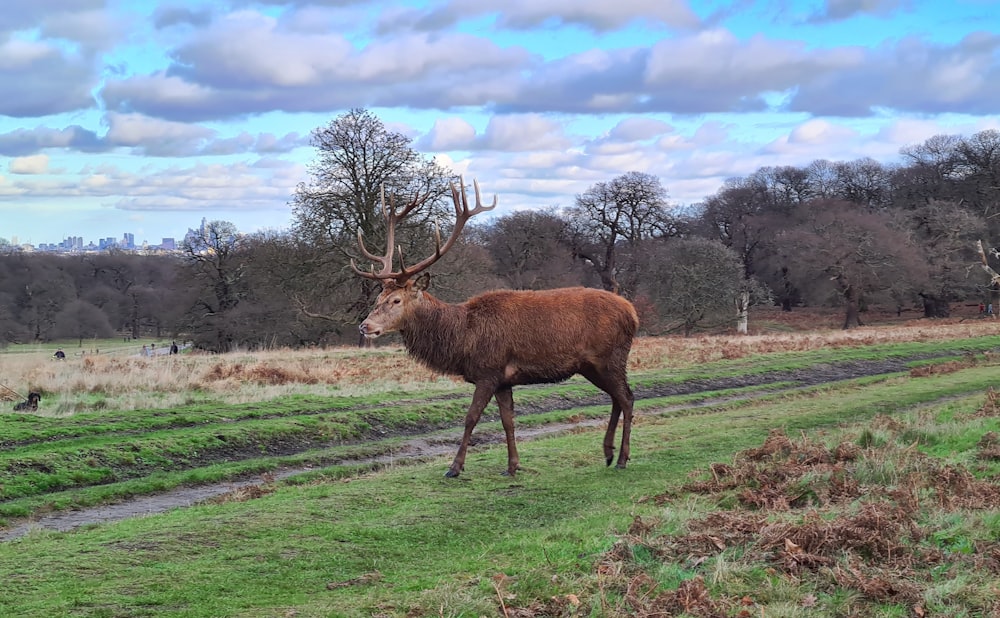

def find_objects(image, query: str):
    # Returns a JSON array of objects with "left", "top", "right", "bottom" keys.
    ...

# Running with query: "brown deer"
[{"left": 353, "top": 178, "right": 638, "bottom": 477}]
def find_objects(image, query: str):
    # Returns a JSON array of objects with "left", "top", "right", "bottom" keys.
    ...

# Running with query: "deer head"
[{"left": 353, "top": 177, "right": 496, "bottom": 338}]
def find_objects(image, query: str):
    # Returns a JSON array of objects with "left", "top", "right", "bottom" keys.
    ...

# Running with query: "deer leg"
[
  {"left": 604, "top": 403, "right": 622, "bottom": 467},
  {"left": 495, "top": 386, "right": 520, "bottom": 476},
  {"left": 582, "top": 366, "right": 634, "bottom": 468},
  {"left": 615, "top": 395, "right": 634, "bottom": 469},
  {"left": 446, "top": 383, "right": 496, "bottom": 478}
]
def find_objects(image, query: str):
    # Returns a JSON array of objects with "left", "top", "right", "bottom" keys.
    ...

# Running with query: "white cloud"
[
  {"left": 607, "top": 117, "right": 673, "bottom": 142},
  {"left": 0, "top": 39, "right": 54, "bottom": 68},
  {"left": 386, "top": 0, "right": 702, "bottom": 32},
  {"left": 762, "top": 119, "right": 859, "bottom": 156},
  {"left": 479, "top": 115, "right": 573, "bottom": 151},
  {"left": 874, "top": 118, "right": 950, "bottom": 147},
  {"left": 9, "top": 154, "right": 50, "bottom": 174},
  {"left": 105, "top": 112, "right": 215, "bottom": 147},
  {"left": 810, "top": 0, "right": 909, "bottom": 22},
  {"left": 789, "top": 119, "right": 856, "bottom": 145},
  {"left": 488, "top": 0, "right": 702, "bottom": 31},
  {"left": 419, "top": 117, "right": 477, "bottom": 151}
]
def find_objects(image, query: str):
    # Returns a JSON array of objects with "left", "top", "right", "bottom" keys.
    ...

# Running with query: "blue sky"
[{"left": 1, "top": 0, "right": 999, "bottom": 246}]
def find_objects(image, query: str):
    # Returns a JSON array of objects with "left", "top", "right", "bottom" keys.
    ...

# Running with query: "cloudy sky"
[{"left": 1, "top": 0, "right": 999, "bottom": 246}]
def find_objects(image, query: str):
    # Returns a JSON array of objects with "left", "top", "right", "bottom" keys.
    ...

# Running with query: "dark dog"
[{"left": 13, "top": 392, "right": 40, "bottom": 412}]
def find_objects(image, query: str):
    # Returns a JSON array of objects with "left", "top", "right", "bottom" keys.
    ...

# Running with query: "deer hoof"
[
  {"left": 444, "top": 468, "right": 460, "bottom": 478},
  {"left": 616, "top": 462, "right": 628, "bottom": 470},
  {"left": 606, "top": 456, "right": 614, "bottom": 466}
]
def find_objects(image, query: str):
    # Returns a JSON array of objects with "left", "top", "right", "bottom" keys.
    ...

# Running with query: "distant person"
[
  {"left": 980, "top": 302, "right": 986, "bottom": 314},
  {"left": 169, "top": 341, "right": 179, "bottom": 355},
  {"left": 142, "top": 344, "right": 149, "bottom": 357},
  {"left": 53, "top": 349, "right": 65, "bottom": 360}
]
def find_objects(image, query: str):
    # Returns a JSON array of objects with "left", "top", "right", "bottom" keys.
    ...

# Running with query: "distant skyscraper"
[
  {"left": 160, "top": 238, "right": 176, "bottom": 251},
  {"left": 123, "top": 232, "right": 134, "bottom": 249}
]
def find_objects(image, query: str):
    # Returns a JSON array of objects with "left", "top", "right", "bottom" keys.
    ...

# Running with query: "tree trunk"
[
  {"left": 842, "top": 285, "right": 864, "bottom": 329},
  {"left": 918, "top": 293, "right": 950, "bottom": 318},
  {"left": 130, "top": 293, "right": 140, "bottom": 339},
  {"left": 735, "top": 290, "right": 749, "bottom": 334},
  {"left": 779, "top": 266, "right": 795, "bottom": 311},
  {"left": 597, "top": 267, "right": 619, "bottom": 295}
]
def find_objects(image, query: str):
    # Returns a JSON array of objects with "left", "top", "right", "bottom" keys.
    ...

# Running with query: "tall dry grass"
[
  {"left": 630, "top": 314, "right": 1000, "bottom": 370},
  {"left": 0, "top": 347, "right": 457, "bottom": 415},
  {"left": 3, "top": 309, "right": 1000, "bottom": 416}
]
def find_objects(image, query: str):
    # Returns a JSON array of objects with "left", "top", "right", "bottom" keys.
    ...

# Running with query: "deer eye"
[{"left": 392, "top": 298, "right": 402, "bottom": 304}]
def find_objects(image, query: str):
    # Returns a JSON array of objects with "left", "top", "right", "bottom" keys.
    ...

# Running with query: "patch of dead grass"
[{"left": 600, "top": 390, "right": 1000, "bottom": 615}]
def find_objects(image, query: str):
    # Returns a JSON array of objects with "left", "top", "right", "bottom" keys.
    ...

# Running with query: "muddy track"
[{"left": 0, "top": 352, "right": 967, "bottom": 541}]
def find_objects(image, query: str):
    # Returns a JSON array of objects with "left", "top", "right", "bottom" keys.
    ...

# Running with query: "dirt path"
[{"left": 0, "top": 354, "right": 953, "bottom": 541}]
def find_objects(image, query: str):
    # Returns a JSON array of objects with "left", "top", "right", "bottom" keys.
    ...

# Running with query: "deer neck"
[{"left": 399, "top": 294, "right": 468, "bottom": 376}]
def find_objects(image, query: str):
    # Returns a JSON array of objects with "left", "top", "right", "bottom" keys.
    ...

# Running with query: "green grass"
[
  {"left": 0, "top": 344, "right": 853, "bottom": 500},
  {"left": 1, "top": 356, "right": 1000, "bottom": 616},
  {"left": 1, "top": 337, "right": 151, "bottom": 355},
  {"left": 0, "top": 347, "right": 990, "bottom": 522}
]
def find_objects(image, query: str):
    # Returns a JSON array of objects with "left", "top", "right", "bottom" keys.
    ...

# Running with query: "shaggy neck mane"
[{"left": 398, "top": 294, "right": 468, "bottom": 377}]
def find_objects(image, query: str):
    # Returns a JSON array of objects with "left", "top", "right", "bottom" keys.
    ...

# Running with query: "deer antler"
[
  {"left": 351, "top": 176, "right": 496, "bottom": 283},
  {"left": 351, "top": 184, "right": 430, "bottom": 280}
]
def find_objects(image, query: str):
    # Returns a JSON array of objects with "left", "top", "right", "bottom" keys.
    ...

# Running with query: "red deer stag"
[{"left": 353, "top": 178, "right": 638, "bottom": 477}]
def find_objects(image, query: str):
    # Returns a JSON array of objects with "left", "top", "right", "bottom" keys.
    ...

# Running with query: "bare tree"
[
  {"left": 954, "top": 130, "right": 1000, "bottom": 237},
  {"left": 288, "top": 108, "right": 456, "bottom": 335},
  {"left": 10, "top": 255, "right": 76, "bottom": 341},
  {"left": 568, "top": 171, "right": 679, "bottom": 295},
  {"left": 892, "top": 200, "right": 986, "bottom": 317},
  {"left": 805, "top": 159, "right": 841, "bottom": 199},
  {"left": 833, "top": 157, "right": 895, "bottom": 209},
  {"left": 52, "top": 299, "right": 116, "bottom": 345},
  {"left": 698, "top": 176, "right": 773, "bottom": 279},
  {"left": 773, "top": 200, "right": 928, "bottom": 329},
  {"left": 180, "top": 220, "right": 251, "bottom": 351},
  {"left": 897, "top": 133, "right": 963, "bottom": 205},
  {"left": 749, "top": 165, "right": 814, "bottom": 211},
  {"left": 473, "top": 209, "right": 584, "bottom": 290},
  {"left": 638, "top": 237, "right": 767, "bottom": 336},
  {"left": 292, "top": 108, "right": 454, "bottom": 252}
]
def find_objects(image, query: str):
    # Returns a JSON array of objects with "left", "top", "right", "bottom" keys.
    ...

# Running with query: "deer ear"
[{"left": 414, "top": 272, "right": 431, "bottom": 291}]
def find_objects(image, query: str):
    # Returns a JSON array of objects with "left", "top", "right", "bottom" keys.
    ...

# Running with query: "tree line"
[{"left": 2, "top": 109, "right": 999, "bottom": 351}]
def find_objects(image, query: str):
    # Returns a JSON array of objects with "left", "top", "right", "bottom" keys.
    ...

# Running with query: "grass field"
[{"left": 0, "top": 308, "right": 999, "bottom": 616}]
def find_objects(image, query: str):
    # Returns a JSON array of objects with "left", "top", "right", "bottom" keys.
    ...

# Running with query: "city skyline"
[
  {"left": 3, "top": 213, "right": 251, "bottom": 249},
  {"left": 5, "top": 218, "right": 213, "bottom": 252},
  {"left": 9, "top": 229, "right": 175, "bottom": 248},
  {"left": 16, "top": 233, "right": 177, "bottom": 252},
  {"left": 2, "top": 1, "right": 999, "bottom": 242}
]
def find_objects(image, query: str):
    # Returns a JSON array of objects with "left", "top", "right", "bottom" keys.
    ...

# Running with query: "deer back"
[{"left": 401, "top": 287, "right": 638, "bottom": 384}]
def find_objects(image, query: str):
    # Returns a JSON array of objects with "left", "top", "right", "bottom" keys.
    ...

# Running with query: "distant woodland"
[{"left": 2, "top": 110, "right": 999, "bottom": 351}]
